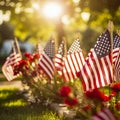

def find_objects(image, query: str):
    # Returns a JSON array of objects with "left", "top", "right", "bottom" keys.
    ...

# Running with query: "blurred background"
[{"left": 0, "top": 0, "right": 120, "bottom": 64}]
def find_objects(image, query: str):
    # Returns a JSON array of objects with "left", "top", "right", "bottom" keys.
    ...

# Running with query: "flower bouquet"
[{"left": 13, "top": 52, "right": 120, "bottom": 119}]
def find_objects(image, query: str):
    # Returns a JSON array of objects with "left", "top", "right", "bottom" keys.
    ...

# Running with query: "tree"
[{"left": 0, "top": 0, "right": 120, "bottom": 54}]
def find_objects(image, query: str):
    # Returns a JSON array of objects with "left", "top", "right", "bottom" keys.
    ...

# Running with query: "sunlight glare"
[
  {"left": 73, "top": 0, "right": 80, "bottom": 4},
  {"left": 32, "top": 2, "right": 40, "bottom": 10},
  {"left": 81, "top": 12, "right": 90, "bottom": 21},
  {"left": 42, "top": 2, "right": 62, "bottom": 18},
  {"left": 61, "top": 15, "right": 70, "bottom": 25}
]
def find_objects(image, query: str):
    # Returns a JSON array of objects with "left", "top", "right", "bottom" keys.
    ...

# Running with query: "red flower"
[
  {"left": 13, "top": 68, "right": 20, "bottom": 75},
  {"left": 24, "top": 52, "right": 33, "bottom": 62},
  {"left": 64, "top": 97, "right": 78, "bottom": 106},
  {"left": 28, "top": 53, "right": 40, "bottom": 63},
  {"left": 115, "top": 101, "right": 120, "bottom": 110},
  {"left": 85, "top": 89, "right": 111, "bottom": 102},
  {"left": 110, "top": 91, "right": 117, "bottom": 97},
  {"left": 59, "top": 85, "right": 71, "bottom": 97},
  {"left": 76, "top": 72, "right": 80, "bottom": 77},
  {"left": 85, "top": 89, "right": 100, "bottom": 99},
  {"left": 31, "top": 71, "right": 37, "bottom": 77},
  {"left": 82, "top": 105, "right": 91, "bottom": 111},
  {"left": 111, "top": 83, "right": 120, "bottom": 92},
  {"left": 19, "top": 60, "right": 28, "bottom": 67},
  {"left": 101, "top": 94, "right": 111, "bottom": 102},
  {"left": 24, "top": 52, "right": 31, "bottom": 58},
  {"left": 32, "top": 53, "right": 40, "bottom": 59}
]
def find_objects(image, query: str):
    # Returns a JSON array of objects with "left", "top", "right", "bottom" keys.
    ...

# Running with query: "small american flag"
[
  {"left": 2, "top": 40, "right": 22, "bottom": 81},
  {"left": 43, "top": 37, "right": 55, "bottom": 59},
  {"left": 54, "top": 40, "right": 65, "bottom": 76},
  {"left": 77, "top": 30, "right": 113, "bottom": 91},
  {"left": 114, "top": 51, "right": 120, "bottom": 81},
  {"left": 39, "top": 38, "right": 55, "bottom": 79},
  {"left": 113, "top": 33, "right": 120, "bottom": 64},
  {"left": 113, "top": 33, "right": 120, "bottom": 81},
  {"left": 92, "top": 108, "right": 116, "bottom": 120},
  {"left": 62, "top": 39, "right": 85, "bottom": 81}
]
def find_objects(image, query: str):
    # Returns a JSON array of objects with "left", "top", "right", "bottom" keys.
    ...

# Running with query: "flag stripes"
[
  {"left": 77, "top": 30, "right": 113, "bottom": 91},
  {"left": 54, "top": 54, "right": 63, "bottom": 76},
  {"left": 39, "top": 53, "right": 54, "bottom": 79},
  {"left": 113, "top": 33, "right": 120, "bottom": 81},
  {"left": 39, "top": 38, "right": 55, "bottom": 79},
  {"left": 114, "top": 50, "right": 120, "bottom": 81},
  {"left": 92, "top": 108, "right": 116, "bottom": 120},
  {"left": 62, "top": 51, "right": 85, "bottom": 81},
  {"left": 54, "top": 40, "right": 65, "bottom": 76},
  {"left": 54, "top": 39, "right": 85, "bottom": 81},
  {"left": 113, "top": 48, "right": 120, "bottom": 64},
  {"left": 2, "top": 52, "right": 21, "bottom": 81}
]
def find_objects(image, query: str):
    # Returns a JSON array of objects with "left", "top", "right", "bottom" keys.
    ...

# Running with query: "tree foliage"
[{"left": 0, "top": 0, "right": 120, "bottom": 53}]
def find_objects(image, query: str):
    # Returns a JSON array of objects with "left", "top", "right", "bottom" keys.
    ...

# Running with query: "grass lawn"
[{"left": 0, "top": 87, "right": 65, "bottom": 120}]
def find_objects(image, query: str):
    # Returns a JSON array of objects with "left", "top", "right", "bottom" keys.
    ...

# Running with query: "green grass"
[
  {"left": 0, "top": 76, "right": 7, "bottom": 81},
  {"left": 0, "top": 87, "right": 65, "bottom": 120}
]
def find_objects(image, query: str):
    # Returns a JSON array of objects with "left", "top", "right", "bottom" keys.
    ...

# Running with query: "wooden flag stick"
[
  {"left": 62, "top": 37, "right": 67, "bottom": 56},
  {"left": 74, "top": 32, "right": 81, "bottom": 40},
  {"left": 107, "top": 20, "right": 114, "bottom": 80},
  {"left": 12, "top": 40, "right": 15, "bottom": 53},
  {"left": 107, "top": 21, "right": 114, "bottom": 108},
  {"left": 15, "top": 37, "right": 21, "bottom": 54}
]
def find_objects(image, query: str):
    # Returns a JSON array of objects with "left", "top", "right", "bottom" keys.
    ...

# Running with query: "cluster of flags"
[
  {"left": 77, "top": 30, "right": 113, "bottom": 91},
  {"left": 2, "top": 22, "right": 120, "bottom": 120},
  {"left": 2, "top": 25, "right": 120, "bottom": 91},
  {"left": 54, "top": 39, "right": 85, "bottom": 81}
]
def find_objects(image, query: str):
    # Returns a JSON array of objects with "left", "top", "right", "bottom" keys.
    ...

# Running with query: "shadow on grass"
[
  {"left": 0, "top": 88, "right": 22, "bottom": 105},
  {"left": 0, "top": 87, "right": 64, "bottom": 120}
]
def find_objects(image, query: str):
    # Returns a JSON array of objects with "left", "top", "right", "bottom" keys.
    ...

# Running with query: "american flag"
[
  {"left": 113, "top": 33, "right": 120, "bottom": 81},
  {"left": 113, "top": 33, "right": 120, "bottom": 64},
  {"left": 43, "top": 38, "right": 55, "bottom": 59},
  {"left": 62, "top": 39, "right": 85, "bottom": 81},
  {"left": 2, "top": 40, "right": 22, "bottom": 81},
  {"left": 114, "top": 51, "right": 120, "bottom": 81},
  {"left": 92, "top": 108, "right": 116, "bottom": 120},
  {"left": 39, "top": 38, "right": 55, "bottom": 79},
  {"left": 77, "top": 30, "right": 113, "bottom": 91},
  {"left": 67, "top": 39, "right": 82, "bottom": 54},
  {"left": 54, "top": 39, "right": 85, "bottom": 81},
  {"left": 54, "top": 40, "right": 65, "bottom": 76}
]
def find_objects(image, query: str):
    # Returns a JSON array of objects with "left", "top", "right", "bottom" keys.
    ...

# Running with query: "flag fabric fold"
[
  {"left": 54, "top": 40, "right": 65, "bottom": 76},
  {"left": 91, "top": 108, "right": 116, "bottom": 120},
  {"left": 77, "top": 30, "right": 113, "bottom": 91},
  {"left": 113, "top": 33, "right": 120, "bottom": 81},
  {"left": 113, "top": 33, "right": 120, "bottom": 63},
  {"left": 62, "top": 50, "right": 85, "bottom": 81},
  {"left": 2, "top": 40, "right": 22, "bottom": 81}
]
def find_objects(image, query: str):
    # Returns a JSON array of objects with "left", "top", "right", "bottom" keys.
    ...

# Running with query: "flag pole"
[
  {"left": 15, "top": 37, "right": 21, "bottom": 54},
  {"left": 75, "top": 32, "right": 80, "bottom": 40},
  {"left": 62, "top": 37, "right": 67, "bottom": 56},
  {"left": 107, "top": 20, "right": 114, "bottom": 81},
  {"left": 12, "top": 40, "right": 15, "bottom": 53},
  {"left": 14, "top": 37, "right": 22, "bottom": 59},
  {"left": 107, "top": 21, "right": 114, "bottom": 109}
]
